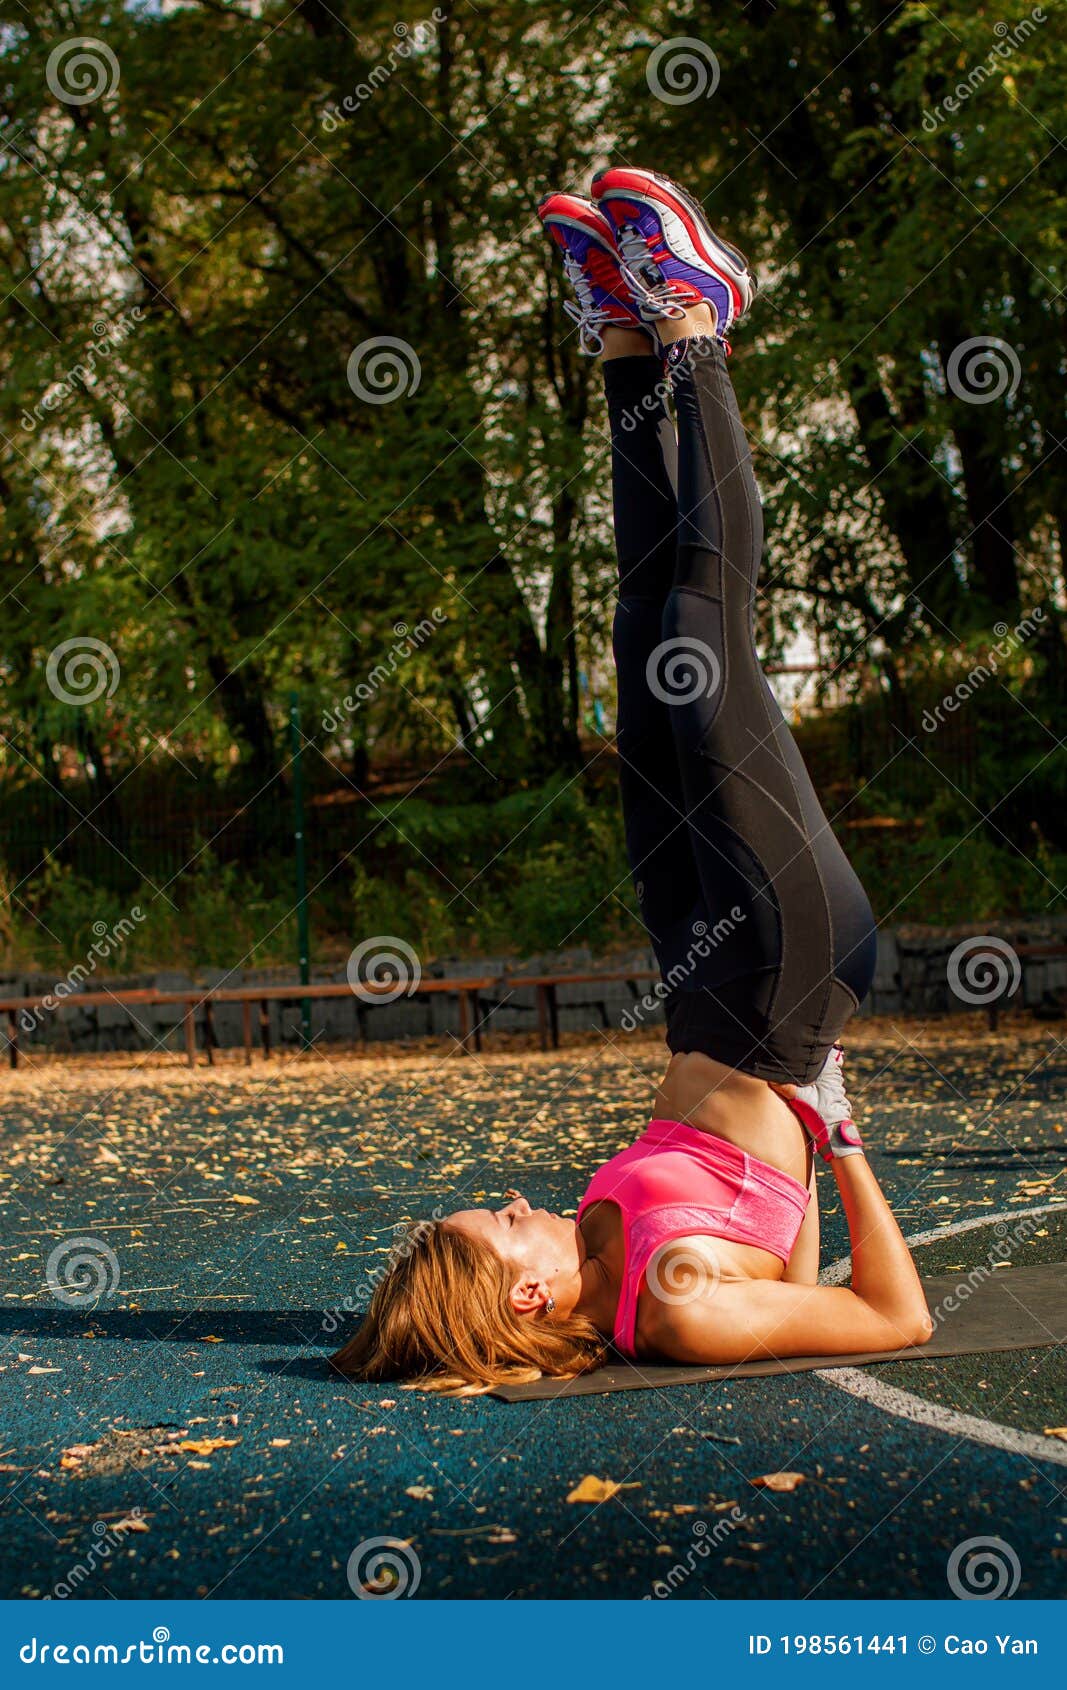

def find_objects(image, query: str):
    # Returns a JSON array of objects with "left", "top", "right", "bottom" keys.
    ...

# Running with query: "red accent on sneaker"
[{"left": 592, "top": 167, "right": 752, "bottom": 324}]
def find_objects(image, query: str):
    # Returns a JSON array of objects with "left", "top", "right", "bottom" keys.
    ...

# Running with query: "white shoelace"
[
  {"left": 561, "top": 252, "right": 612, "bottom": 355},
  {"left": 616, "top": 224, "right": 686, "bottom": 320}
]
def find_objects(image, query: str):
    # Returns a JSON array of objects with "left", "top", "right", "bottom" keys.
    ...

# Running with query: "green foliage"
[
  {"left": 133, "top": 854, "right": 299, "bottom": 971},
  {"left": 346, "top": 779, "right": 635, "bottom": 958},
  {"left": 849, "top": 830, "right": 1066, "bottom": 928},
  {"left": 3, "top": 852, "right": 297, "bottom": 976},
  {"left": 1, "top": 1, "right": 1065, "bottom": 962}
]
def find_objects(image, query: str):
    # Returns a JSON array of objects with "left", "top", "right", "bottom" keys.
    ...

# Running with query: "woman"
[{"left": 333, "top": 168, "right": 932, "bottom": 1392}]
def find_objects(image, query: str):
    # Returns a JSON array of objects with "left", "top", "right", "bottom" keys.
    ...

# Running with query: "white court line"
[{"left": 816, "top": 1202, "right": 1067, "bottom": 1467}]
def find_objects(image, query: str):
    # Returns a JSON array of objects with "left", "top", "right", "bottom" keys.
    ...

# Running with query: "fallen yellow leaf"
[
  {"left": 230, "top": 1195, "right": 259, "bottom": 1206},
  {"left": 59, "top": 1444, "right": 94, "bottom": 1468},
  {"left": 566, "top": 1474, "right": 634, "bottom": 1505},
  {"left": 751, "top": 1471, "right": 806, "bottom": 1493},
  {"left": 1043, "top": 1427, "right": 1067, "bottom": 1441},
  {"left": 179, "top": 1437, "right": 240, "bottom": 1456}
]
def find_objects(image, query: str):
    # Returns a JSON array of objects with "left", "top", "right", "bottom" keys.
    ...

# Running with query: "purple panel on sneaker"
[
  {"left": 659, "top": 257, "right": 731, "bottom": 325},
  {"left": 613, "top": 204, "right": 731, "bottom": 324}
]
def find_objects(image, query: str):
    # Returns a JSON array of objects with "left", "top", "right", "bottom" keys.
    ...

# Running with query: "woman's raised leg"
[
  {"left": 602, "top": 329, "right": 708, "bottom": 980},
  {"left": 536, "top": 192, "right": 707, "bottom": 992},
  {"left": 657, "top": 310, "right": 877, "bottom": 1082}
]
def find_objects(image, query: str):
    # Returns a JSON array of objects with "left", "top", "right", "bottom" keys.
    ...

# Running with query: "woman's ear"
[{"left": 509, "top": 1276, "right": 550, "bottom": 1317}]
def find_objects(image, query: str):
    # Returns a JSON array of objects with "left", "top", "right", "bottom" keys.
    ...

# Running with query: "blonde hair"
[{"left": 330, "top": 1222, "right": 607, "bottom": 1394}]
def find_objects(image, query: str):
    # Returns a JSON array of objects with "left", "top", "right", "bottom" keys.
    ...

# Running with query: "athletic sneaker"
[
  {"left": 590, "top": 166, "right": 757, "bottom": 336},
  {"left": 537, "top": 193, "right": 650, "bottom": 355}
]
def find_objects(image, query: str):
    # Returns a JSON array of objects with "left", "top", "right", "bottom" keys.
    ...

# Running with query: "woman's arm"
[
  {"left": 654, "top": 1155, "right": 932, "bottom": 1363},
  {"left": 833, "top": 1146, "right": 928, "bottom": 1325},
  {"left": 782, "top": 1155, "right": 819, "bottom": 1285}
]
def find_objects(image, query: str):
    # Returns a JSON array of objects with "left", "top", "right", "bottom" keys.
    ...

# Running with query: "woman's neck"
[{"left": 574, "top": 1210, "right": 625, "bottom": 1333}]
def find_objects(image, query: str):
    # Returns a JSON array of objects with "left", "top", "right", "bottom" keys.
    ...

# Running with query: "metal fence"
[{"left": 0, "top": 685, "right": 1038, "bottom": 900}]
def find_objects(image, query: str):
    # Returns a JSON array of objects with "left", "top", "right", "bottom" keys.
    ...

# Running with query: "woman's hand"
[{"left": 783, "top": 1048, "right": 864, "bottom": 1161}]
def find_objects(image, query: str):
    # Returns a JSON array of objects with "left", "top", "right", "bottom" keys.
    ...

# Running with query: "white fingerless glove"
[{"left": 794, "top": 1046, "right": 864, "bottom": 1161}]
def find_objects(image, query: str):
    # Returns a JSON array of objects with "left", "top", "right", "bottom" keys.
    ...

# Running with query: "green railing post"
[{"left": 289, "top": 692, "right": 311, "bottom": 1047}]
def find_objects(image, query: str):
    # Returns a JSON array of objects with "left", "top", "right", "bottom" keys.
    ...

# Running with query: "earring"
[{"left": 545, "top": 1296, "right": 556, "bottom": 1314}]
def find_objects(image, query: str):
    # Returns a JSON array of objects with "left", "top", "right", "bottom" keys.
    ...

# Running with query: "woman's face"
[{"left": 444, "top": 1197, "right": 580, "bottom": 1316}]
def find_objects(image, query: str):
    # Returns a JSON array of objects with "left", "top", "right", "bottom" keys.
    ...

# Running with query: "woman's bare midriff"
[{"left": 654, "top": 1050, "right": 810, "bottom": 1187}]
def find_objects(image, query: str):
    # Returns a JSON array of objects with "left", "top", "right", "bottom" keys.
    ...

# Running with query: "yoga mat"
[{"left": 491, "top": 1261, "right": 1067, "bottom": 1401}]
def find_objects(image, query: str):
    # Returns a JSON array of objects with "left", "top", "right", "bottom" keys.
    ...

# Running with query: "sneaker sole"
[{"left": 591, "top": 166, "right": 757, "bottom": 321}]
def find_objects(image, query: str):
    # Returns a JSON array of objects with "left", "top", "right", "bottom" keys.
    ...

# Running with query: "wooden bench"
[
  {"left": 0, "top": 976, "right": 500, "bottom": 1070},
  {"left": 6, "top": 943, "right": 1062, "bottom": 1068},
  {"left": 0, "top": 968, "right": 663, "bottom": 1069}
]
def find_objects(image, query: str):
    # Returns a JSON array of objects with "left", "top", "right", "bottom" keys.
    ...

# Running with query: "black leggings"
[{"left": 606, "top": 341, "right": 877, "bottom": 1086}]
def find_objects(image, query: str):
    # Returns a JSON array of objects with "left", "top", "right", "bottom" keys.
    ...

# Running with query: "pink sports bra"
[{"left": 576, "top": 1112, "right": 818, "bottom": 1358}]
